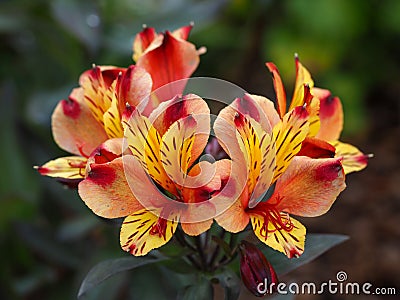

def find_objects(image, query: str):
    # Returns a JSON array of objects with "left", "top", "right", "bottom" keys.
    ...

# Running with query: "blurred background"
[{"left": 0, "top": 0, "right": 399, "bottom": 299}]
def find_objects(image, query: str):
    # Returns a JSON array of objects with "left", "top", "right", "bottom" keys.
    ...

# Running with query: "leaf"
[
  {"left": 214, "top": 268, "right": 241, "bottom": 300},
  {"left": 78, "top": 256, "right": 166, "bottom": 298},
  {"left": 260, "top": 234, "right": 349, "bottom": 275},
  {"left": 178, "top": 276, "right": 213, "bottom": 300}
]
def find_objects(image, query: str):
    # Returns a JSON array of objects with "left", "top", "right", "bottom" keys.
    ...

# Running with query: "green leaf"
[
  {"left": 78, "top": 256, "right": 166, "bottom": 298},
  {"left": 214, "top": 268, "right": 241, "bottom": 300},
  {"left": 260, "top": 234, "right": 349, "bottom": 275},
  {"left": 178, "top": 276, "right": 213, "bottom": 300}
]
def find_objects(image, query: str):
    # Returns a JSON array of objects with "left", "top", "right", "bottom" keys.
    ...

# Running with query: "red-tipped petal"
[
  {"left": 314, "top": 88, "right": 344, "bottom": 141},
  {"left": 78, "top": 157, "right": 142, "bottom": 218},
  {"left": 273, "top": 156, "right": 346, "bottom": 217},
  {"left": 136, "top": 31, "right": 200, "bottom": 108},
  {"left": 298, "top": 137, "right": 336, "bottom": 158},
  {"left": 266, "top": 62, "right": 287, "bottom": 118},
  {"left": 52, "top": 88, "right": 108, "bottom": 156}
]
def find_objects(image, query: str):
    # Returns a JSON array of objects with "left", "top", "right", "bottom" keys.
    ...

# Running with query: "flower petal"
[
  {"left": 213, "top": 159, "right": 250, "bottom": 233},
  {"left": 132, "top": 27, "right": 159, "bottom": 63},
  {"left": 120, "top": 209, "right": 179, "bottom": 256},
  {"left": 266, "top": 62, "right": 287, "bottom": 118},
  {"left": 273, "top": 156, "right": 346, "bottom": 217},
  {"left": 52, "top": 88, "right": 108, "bottom": 156},
  {"left": 215, "top": 190, "right": 250, "bottom": 233},
  {"left": 332, "top": 141, "right": 370, "bottom": 174},
  {"left": 78, "top": 157, "right": 142, "bottom": 218},
  {"left": 36, "top": 156, "right": 86, "bottom": 179},
  {"left": 297, "top": 137, "right": 336, "bottom": 158},
  {"left": 248, "top": 94, "right": 281, "bottom": 129},
  {"left": 122, "top": 107, "right": 176, "bottom": 195},
  {"left": 149, "top": 94, "right": 210, "bottom": 166},
  {"left": 116, "top": 65, "right": 153, "bottom": 113},
  {"left": 251, "top": 213, "right": 306, "bottom": 258},
  {"left": 181, "top": 215, "right": 213, "bottom": 236},
  {"left": 160, "top": 115, "right": 198, "bottom": 186},
  {"left": 314, "top": 88, "right": 343, "bottom": 141},
  {"left": 80, "top": 66, "right": 125, "bottom": 128},
  {"left": 103, "top": 81, "right": 123, "bottom": 139},
  {"left": 272, "top": 106, "right": 309, "bottom": 182},
  {"left": 289, "top": 56, "right": 314, "bottom": 111},
  {"left": 136, "top": 30, "right": 200, "bottom": 109}
]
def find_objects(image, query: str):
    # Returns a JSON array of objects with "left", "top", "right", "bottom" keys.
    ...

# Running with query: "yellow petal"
[
  {"left": 272, "top": 106, "right": 309, "bottom": 182},
  {"left": 122, "top": 108, "right": 176, "bottom": 195},
  {"left": 36, "top": 156, "right": 87, "bottom": 179},
  {"left": 120, "top": 208, "right": 179, "bottom": 256},
  {"left": 251, "top": 213, "right": 306, "bottom": 258},
  {"left": 103, "top": 81, "right": 123, "bottom": 139},
  {"left": 332, "top": 141, "right": 370, "bottom": 174},
  {"left": 289, "top": 56, "right": 314, "bottom": 111}
]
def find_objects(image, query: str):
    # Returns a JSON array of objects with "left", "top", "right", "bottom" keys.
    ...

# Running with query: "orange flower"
[
  {"left": 266, "top": 55, "right": 371, "bottom": 174},
  {"left": 78, "top": 95, "right": 227, "bottom": 256},
  {"left": 214, "top": 94, "right": 346, "bottom": 258},
  {"left": 36, "top": 65, "right": 152, "bottom": 184}
]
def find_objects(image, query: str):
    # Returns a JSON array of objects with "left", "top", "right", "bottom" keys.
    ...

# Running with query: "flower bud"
[{"left": 239, "top": 240, "right": 278, "bottom": 297}]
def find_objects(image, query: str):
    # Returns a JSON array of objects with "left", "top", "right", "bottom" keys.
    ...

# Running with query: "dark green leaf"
[
  {"left": 260, "top": 234, "right": 349, "bottom": 275},
  {"left": 78, "top": 256, "right": 166, "bottom": 298},
  {"left": 214, "top": 268, "right": 241, "bottom": 300},
  {"left": 178, "top": 276, "right": 213, "bottom": 300}
]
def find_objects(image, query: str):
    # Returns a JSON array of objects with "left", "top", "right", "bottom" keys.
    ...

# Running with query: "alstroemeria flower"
[
  {"left": 36, "top": 65, "right": 152, "bottom": 184},
  {"left": 78, "top": 95, "right": 226, "bottom": 256},
  {"left": 214, "top": 94, "right": 346, "bottom": 258},
  {"left": 266, "top": 55, "right": 370, "bottom": 174},
  {"left": 132, "top": 24, "right": 206, "bottom": 113}
]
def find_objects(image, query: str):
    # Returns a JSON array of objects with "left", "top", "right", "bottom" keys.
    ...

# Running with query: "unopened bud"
[{"left": 239, "top": 241, "right": 278, "bottom": 297}]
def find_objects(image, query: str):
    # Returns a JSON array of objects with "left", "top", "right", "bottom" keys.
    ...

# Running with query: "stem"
[
  {"left": 194, "top": 235, "right": 207, "bottom": 271},
  {"left": 209, "top": 229, "right": 226, "bottom": 272}
]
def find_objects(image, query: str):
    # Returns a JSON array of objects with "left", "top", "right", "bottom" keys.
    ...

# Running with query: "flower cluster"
[{"left": 37, "top": 24, "right": 370, "bottom": 296}]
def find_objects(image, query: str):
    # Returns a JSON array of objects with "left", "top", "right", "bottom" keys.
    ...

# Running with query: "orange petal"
[
  {"left": 272, "top": 156, "right": 346, "bottom": 217},
  {"left": 78, "top": 157, "right": 142, "bottom": 218},
  {"left": 266, "top": 62, "right": 287, "bottom": 118},
  {"left": 332, "top": 141, "right": 370, "bottom": 174},
  {"left": 136, "top": 30, "right": 200, "bottom": 109},
  {"left": 36, "top": 156, "right": 86, "bottom": 179},
  {"left": 120, "top": 209, "right": 179, "bottom": 256},
  {"left": 272, "top": 106, "right": 310, "bottom": 182},
  {"left": 314, "top": 88, "right": 343, "bottom": 141},
  {"left": 214, "top": 189, "right": 250, "bottom": 233},
  {"left": 212, "top": 159, "right": 250, "bottom": 233},
  {"left": 52, "top": 88, "right": 108, "bottom": 156},
  {"left": 181, "top": 218, "right": 213, "bottom": 236}
]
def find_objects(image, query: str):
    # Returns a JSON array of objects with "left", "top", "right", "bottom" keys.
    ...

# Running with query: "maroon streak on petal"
[
  {"left": 61, "top": 97, "right": 81, "bottom": 119},
  {"left": 87, "top": 164, "right": 117, "bottom": 188}
]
